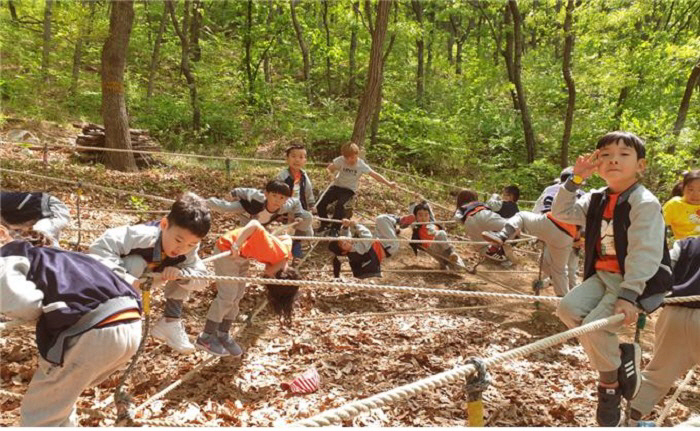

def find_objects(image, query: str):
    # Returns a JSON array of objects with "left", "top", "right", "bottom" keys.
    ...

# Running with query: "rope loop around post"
[{"left": 464, "top": 357, "right": 490, "bottom": 427}]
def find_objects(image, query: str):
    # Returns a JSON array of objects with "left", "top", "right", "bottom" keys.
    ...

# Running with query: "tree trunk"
[
  {"left": 167, "top": 0, "right": 201, "bottom": 131},
  {"left": 351, "top": 0, "right": 391, "bottom": 147},
  {"left": 322, "top": 0, "right": 331, "bottom": 95},
  {"left": 8, "top": 0, "right": 18, "bottom": 21},
  {"left": 370, "top": 2, "right": 397, "bottom": 147},
  {"left": 426, "top": 9, "right": 434, "bottom": 77},
  {"left": 411, "top": 0, "right": 424, "bottom": 104},
  {"left": 348, "top": 1, "right": 359, "bottom": 98},
  {"left": 290, "top": 0, "right": 311, "bottom": 103},
  {"left": 613, "top": 86, "right": 628, "bottom": 129},
  {"left": 101, "top": 0, "right": 138, "bottom": 172},
  {"left": 560, "top": 0, "right": 575, "bottom": 168},
  {"left": 456, "top": 41, "right": 463, "bottom": 75},
  {"left": 41, "top": 0, "right": 53, "bottom": 82},
  {"left": 502, "top": 5, "right": 519, "bottom": 110},
  {"left": 263, "top": 0, "right": 274, "bottom": 83},
  {"left": 244, "top": 0, "right": 254, "bottom": 105},
  {"left": 147, "top": 2, "right": 168, "bottom": 99},
  {"left": 190, "top": 0, "right": 202, "bottom": 62},
  {"left": 672, "top": 57, "right": 700, "bottom": 137},
  {"left": 447, "top": 26, "right": 454, "bottom": 64},
  {"left": 508, "top": 0, "right": 536, "bottom": 163}
]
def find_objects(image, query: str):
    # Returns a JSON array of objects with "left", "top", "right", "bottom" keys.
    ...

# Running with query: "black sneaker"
[
  {"left": 618, "top": 343, "right": 641, "bottom": 400},
  {"left": 327, "top": 226, "right": 340, "bottom": 237},
  {"left": 596, "top": 385, "right": 623, "bottom": 427},
  {"left": 484, "top": 246, "right": 507, "bottom": 262}
]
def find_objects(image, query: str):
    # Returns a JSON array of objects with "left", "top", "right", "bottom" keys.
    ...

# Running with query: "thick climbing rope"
[
  {"left": 300, "top": 268, "right": 497, "bottom": 276},
  {"left": 291, "top": 313, "right": 626, "bottom": 427},
  {"left": 0, "top": 168, "right": 176, "bottom": 204},
  {"left": 656, "top": 367, "right": 696, "bottom": 426},
  {"left": 285, "top": 234, "right": 535, "bottom": 246},
  {"left": 68, "top": 206, "right": 170, "bottom": 214},
  {"left": 176, "top": 273, "right": 561, "bottom": 303},
  {"left": 313, "top": 216, "right": 457, "bottom": 226},
  {"left": 294, "top": 302, "right": 524, "bottom": 323}
]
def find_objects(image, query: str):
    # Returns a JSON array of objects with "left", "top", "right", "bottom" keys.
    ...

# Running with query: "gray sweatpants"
[
  {"left": 556, "top": 271, "right": 625, "bottom": 372},
  {"left": 502, "top": 211, "right": 574, "bottom": 297},
  {"left": 205, "top": 245, "right": 250, "bottom": 323},
  {"left": 30, "top": 197, "right": 71, "bottom": 248},
  {"left": 631, "top": 306, "right": 700, "bottom": 417},
  {"left": 122, "top": 255, "right": 190, "bottom": 301},
  {"left": 20, "top": 320, "right": 141, "bottom": 427},
  {"left": 207, "top": 198, "right": 313, "bottom": 236},
  {"left": 375, "top": 214, "right": 400, "bottom": 257},
  {"left": 462, "top": 210, "right": 506, "bottom": 241}
]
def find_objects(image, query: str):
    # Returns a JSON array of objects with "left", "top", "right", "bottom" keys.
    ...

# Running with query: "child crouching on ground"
[
  {"left": 1, "top": 191, "right": 71, "bottom": 248},
  {"left": 454, "top": 189, "right": 511, "bottom": 262},
  {"left": 197, "top": 219, "right": 301, "bottom": 356},
  {"left": 409, "top": 201, "right": 466, "bottom": 270}
]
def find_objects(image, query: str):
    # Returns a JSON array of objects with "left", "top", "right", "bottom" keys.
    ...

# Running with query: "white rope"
[
  {"left": 177, "top": 274, "right": 560, "bottom": 303},
  {"left": 300, "top": 268, "right": 493, "bottom": 276},
  {"left": 313, "top": 216, "right": 457, "bottom": 226},
  {"left": 286, "top": 234, "right": 535, "bottom": 246},
  {"left": 291, "top": 313, "right": 624, "bottom": 426},
  {"left": 0, "top": 168, "right": 175, "bottom": 204},
  {"left": 68, "top": 206, "right": 170, "bottom": 214},
  {"left": 656, "top": 367, "right": 696, "bottom": 426}
]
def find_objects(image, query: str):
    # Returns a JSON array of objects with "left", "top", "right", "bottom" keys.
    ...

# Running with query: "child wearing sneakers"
[
  {"left": 409, "top": 201, "right": 465, "bottom": 270},
  {"left": 0, "top": 225, "right": 141, "bottom": 427},
  {"left": 1, "top": 191, "right": 71, "bottom": 248},
  {"left": 453, "top": 189, "right": 510, "bottom": 262},
  {"left": 627, "top": 236, "right": 700, "bottom": 425},
  {"left": 196, "top": 219, "right": 300, "bottom": 356},
  {"left": 663, "top": 169, "right": 700, "bottom": 240},
  {"left": 207, "top": 180, "right": 314, "bottom": 244},
  {"left": 316, "top": 142, "right": 396, "bottom": 236},
  {"left": 276, "top": 144, "right": 316, "bottom": 258},
  {"left": 328, "top": 215, "right": 401, "bottom": 279},
  {"left": 487, "top": 185, "right": 521, "bottom": 219},
  {"left": 552, "top": 131, "right": 673, "bottom": 426},
  {"left": 88, "top": 192, "right": 211, "bottom": 354}
]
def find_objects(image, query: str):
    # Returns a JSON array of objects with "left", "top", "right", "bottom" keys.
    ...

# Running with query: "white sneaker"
[{"left": 151, "top": 318, "right": 195, "bottom": 354}]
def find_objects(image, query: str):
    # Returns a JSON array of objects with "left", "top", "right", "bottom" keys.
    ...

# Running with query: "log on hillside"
[{"left": 72, "top": 123, "right": 162, "bottom": 168}]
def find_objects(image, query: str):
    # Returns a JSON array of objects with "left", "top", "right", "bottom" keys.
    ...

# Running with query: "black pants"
[{"left": 317, "top": 186, "right": 355, "bottom": 221}]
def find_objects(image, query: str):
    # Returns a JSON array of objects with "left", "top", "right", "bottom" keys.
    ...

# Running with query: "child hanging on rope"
[
  {"left": 453, "top": 189, "right": 511, "bottom": 263},
  {"left": 207, "top": 180, "right": 313, "bottom": 249},
  {"left": 196, "top": 219, "right": 300, "bottom": 356},
  {"left": 276, "top": 144, "right": 316, "bottom": 258},
  {"left": 627, "top": 236, "right": 700, "bottom": 426},
  {"left": 316, "top": 142, "right": 397, "bottom": 237},
  {"left": 663, "top": 169, "right": 700, "bottom": 240},
  {"left": 88, "top": 192, "right": 211, "bottom": 354},
  {"left": 327, "top": 215, "right": 401, "bottom": 279},
  {"left": 0, "top": 191, "right": 71, "bottom": 248},
  {"left": 552, "top": 131, "right": 673, "bottom": 427},
  {"left": 408, "top": 201, "right": 466, "bottom": 270},
  {"left": 487, "top": 185, "right": 521, "bottom": 219},
  {"left": 0, "top": 225, "right": 141, "bottom": 427}
]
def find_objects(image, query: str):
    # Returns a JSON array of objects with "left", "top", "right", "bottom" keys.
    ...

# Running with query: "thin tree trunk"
[
  {"left": 456, "top": 41, "right": 463, "bottom": 75},
  {"left": 101, "top": 0, "right": 138, "bottom": 172},
  {"left": 8, "top": 0, "right": 17, "bottom": 21},
  {"left": 426, "top": 10, "right": 434, "bottom": 77},
  {"left": 348, "top": 1, "right": 359, "bottom": 98},
  {"left": 263, "top": 0, "right": 274, "bottom": 83},
  {"left": 613, "top": 86, "right": 628, "bottom": 129},
  {"left": 411, "top": 0, "right": 424, "bottom": 104},
  {"left": 351, "top": 0, "right": 391, "bottom": 146},
  {"left": 502, "top": 5, "right": 519, "bottom": 110},
  {"left": 447, "top": 25, "right": 454, "bottom": 64},
  {"left": 508, "top": 0, "right": 536, "bottom": 163},
  {"left": 672, "top": 57, "right": 700, "bottom": 138},
  {"left": 290, "top": 0, "right": 311, "bottom": 103},
  {"left": 41, "top": 0, "right": 53, "bottom": 82},
  {"left": 322, "top": 0, "right": 331, "bottom": 95},
  {"left": 560, "top": 0, "right": 575, "bottom": 168},
  {"left": 190, "top": 0, "right": 202, "bottom": 62},
  {"left": 167, "top": 0, "right": 201, "bottom": 131},
  {"left": 147, "top": 2, "right": 168, "bottom": 99},
  {"left": 244, "top": 0, "right": 254, "bottom": 105}
]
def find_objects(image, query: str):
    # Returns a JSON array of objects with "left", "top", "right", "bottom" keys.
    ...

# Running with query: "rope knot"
[{"left": 464, "top": 358, "right": 491, "bottom": 396}]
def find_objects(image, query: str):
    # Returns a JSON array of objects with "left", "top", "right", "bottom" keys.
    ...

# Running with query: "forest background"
[{"left": 1, "top": 0, "right": 699, "bottom": 200}]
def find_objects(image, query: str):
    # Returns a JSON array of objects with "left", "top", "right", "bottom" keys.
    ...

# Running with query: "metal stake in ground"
[{"left": 76, "top": 182, "right": 83, "bottom": 248}]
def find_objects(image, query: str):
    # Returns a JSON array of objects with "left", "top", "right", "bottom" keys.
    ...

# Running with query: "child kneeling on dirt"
[
  {"left": 408, "top": 201, "right": 465, "bottom": 270},
  {"left": 1, "top": 191, "right": 71, "bottom": 248},
  {"left": 327, "top": 215, "right": 400, "bottom": 279},
  {"left": 0, "top": 225, "right": 141, "bottom": 427},
  {"left": 197, "top": 219, "right": 301, "bottom": 356}
]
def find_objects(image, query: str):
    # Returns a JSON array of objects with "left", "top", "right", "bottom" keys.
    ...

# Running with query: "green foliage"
[{"left": 1, "top": 0, "right": 699, "bottom": 201}]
